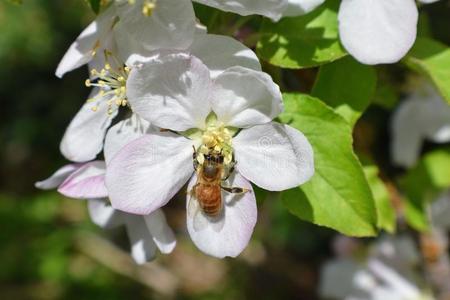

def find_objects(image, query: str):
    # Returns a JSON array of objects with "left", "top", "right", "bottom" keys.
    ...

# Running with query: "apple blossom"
[
  {"left": 105, "top": 52, "right": 314, "bottom": 258},
  {"left": 59, "top": 31, "right": 261, "bottom": 163},
  {"left": 282, "top": 0, "right": 440, "bottom": 65},
  {"left": 88, "top": 198, "right": 176, "bottom": 264},
  {"left": 338, "top": 0, "right": 443, "bottom": 65},
  {"left": 56, "top": 0, "right": 196, "bottom": 78},
  {"left": 35, "top": 115, "right": 176, "bottom": 264},
  {"left": 320, "top": 235, "right": 432, "bottom": 300},
  {"left": 391, "top": 85, "right": 450, "bottom": 168}
]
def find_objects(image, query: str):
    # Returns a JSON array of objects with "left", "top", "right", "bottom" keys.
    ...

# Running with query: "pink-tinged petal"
[
  {"left": 58, "top": 161, "right": 108, "bottom": 199},
  {"left": 106, "top": 131, "right": 194, "bottom": 215},
  {"left": 338, "top": 0, "right": 418, "bottom": 65},
  {"left": 114, "top": 0, "right": 196, "bottom": 52},
  {"left": 234, "top": 123, "right": 314, "bottom": 191},
  {"left": 35, "top": 163, "right": 82, "bottom": 190},
  {"left": 123, "top": 216, "right": 157, "bottom": 264},
  {"left": 104, "top": 114, "right": 152, "bottom": 164},
  {"left": 189, "top": 34, "right": 261, "bottom": 78},
  {"left": 87, "top": 198, "right": 124, "bottom": 229},
  {"left": 193, "top": 0, "right": 288, "bottom": 21},
  {"left": 127, "top": 53, "right": 212, "bottom": 131},
  {"left": 186, "top": 172, "right": 257, "bottom": 258},
  {"left": 55, "top": 6, "right": 116, "bottom": 78},
  {"left": 211, "top": 67, "right": 283, "bottom": 128},
  {"left": 144, "top": 209, "right": 177, "bottom": 254},
  {"left": 60, "top": 89, "right": 118, "bottom": 162}
]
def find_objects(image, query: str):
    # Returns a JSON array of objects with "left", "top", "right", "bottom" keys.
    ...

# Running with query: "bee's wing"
[
  {"left": 187, "top": 192, "right": 209, "bottom": 231},
  {"left": 187, "top": 192, "right": 225, "bottom": 232}
]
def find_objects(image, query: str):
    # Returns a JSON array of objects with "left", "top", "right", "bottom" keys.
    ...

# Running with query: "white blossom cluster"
[
  {"left": 36, "top": 0, "right": 317, "bottom": 262},
  {"left": 319, "top": 235, "right": 434, "bottom": 300},
  {"left": 35, "top": 0, "right": 444, "bottom": 263}
]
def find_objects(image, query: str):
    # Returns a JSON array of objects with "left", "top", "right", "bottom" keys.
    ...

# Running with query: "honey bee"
[{"left": 189, "top": 148, "right": 248, "bottom": 220}]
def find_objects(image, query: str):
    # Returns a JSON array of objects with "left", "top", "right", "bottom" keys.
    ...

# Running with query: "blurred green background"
[{"left": 0, "top": 1, "right": 449, "bottom": 299}]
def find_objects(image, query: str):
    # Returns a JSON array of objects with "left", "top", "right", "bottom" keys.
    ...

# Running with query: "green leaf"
[
  {"left": 401, "top": 148, "right": 450, "bottom": 231},
  {"left": 311, "top": 56, "right": 377, "bottom": 126},
  {"left": 279, "top": 94, "right": 377, "bottom": 236},
  {"left": 257, "top": 0, "right": 346, "bottom": 69},
  {"left": 88, "top": 0, "right": 101, "bottom": 14},
  {"left": 363, "top": 165, "right": 396, "bottom": 233},
  {"left": 404, "top": 37, "right": 450, "bottom": 104},
  {"left": 373, "top": 83, "right": 399, "bottom": 110}
]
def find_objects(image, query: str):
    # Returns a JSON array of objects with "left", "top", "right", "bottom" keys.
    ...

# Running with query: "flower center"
[
  {"left": 128, "top": 0, "right": 157, "bottom": 16},
  {"left": 196, "top": 116, "right": 234, "bottom": 168},
  {"left": 85, "top": 52, "right": 130, "bottom": 115}
]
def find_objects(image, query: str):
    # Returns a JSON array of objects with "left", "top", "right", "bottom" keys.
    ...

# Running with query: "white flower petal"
[
  {"left": 87, "top": 198, "right": 124, "bottom": 229},
  {"left": 106, "top": 132, "right": 194, "bottom": 215},
  {"left": 144, "top": 209, "right": 177, "bottom": 254},
  {"left": 193, "top": 0, "right": 288, "bottom": 21},
  {"left": 391, "top": 103, "right": 423, "bottom": 167},
  {"left": 60, "top": 89, "right": 118, "bottom": 162},
  {"left": 186, "top": 172, "right": 257, "bottom": 258},
  {"left": 422, "top": 95, "right": 450, "bottom": 143},
  {"left": 419, "top": 0, "right": 440, "bottom": 3},
  {"left": 373, "top": 235, "right": 420, "bottom": 269},
  {"left": 195, "top": 22, "right": 208, "bottom": 34},
  {"left": 390, "top": 100, "right": 424, "bottom": 168},
  {"left": 114, "top": 0, "right": 196, "bottom": 51},
  {"left": 35, "top": 164, "right": 81, "bottom": 190},
  {"left": 189, "top": 34, "right": 261, "bottom": 78},
  {"left": 390, "top": 86, "right": 450, "bottom": 167},
  {"left": 233, "top": 123, "right": 314, "bottom": 191},
  {"left": 338, "top": 0, "right": 418, "bottom": 65},
  {"left": 104, "top": 114, "right": 152, "bottom": 164},
  {"left": 58, "top": 161, "right": 108, "bottom": 199},
  {"left": 127, "top": 53, "right": 212, "bottom": 131},
  {"left": 124, "top": 216, "right": 157, "bottom": 264},
  {"left": 120, "top": 33, "right": 260, "bottom": 78},
  {"left": 368, "top": 259, "right": 421, "bottom": 299},
  {"left": 431, "top": 191, "right": 450, "bottom": 230},
  {"left": 282, "top": 0, "right": 325, "bottom": 17},
  {"left": 211, "top": 67, "right": 283, "bottom": 128},
  {"left": 319, "top": 258, "right": 361, "bottom": 299},
  {"left": 112, "top": 23, "right": 153, "bottom": 67},
  {"left": 87, "top": 34, "right": 120, "bottom": 78},
  {"left": 55, "top": 6, "right": 116, "bottom": 78}
]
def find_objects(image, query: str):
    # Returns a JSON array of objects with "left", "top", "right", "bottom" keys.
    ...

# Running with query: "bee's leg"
[
  {"left": 222, "top": 160, "right": 236, "bottom": 181},
  {"left": 187, "top": 183, "right": 200, "bottom": 196},
  {"left": 192, "top": 145, "right": 199, "bottom": 171},
  {"left": 221, "top": 186, "right": 250, "bottom": 194}
]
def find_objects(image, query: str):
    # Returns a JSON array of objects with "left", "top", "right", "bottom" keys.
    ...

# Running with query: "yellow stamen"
[
  {"left": 84, "top": 50, "right": 130, "bottom": 115},
  {"left": 128, "top": 0, "right": 157, "bottom": 17},
  {"left": 142, "top": 1, "right": 156, "bottom": 17},
  {"left": 195, "top": 115, "right": 234, "bottom": 169}
]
